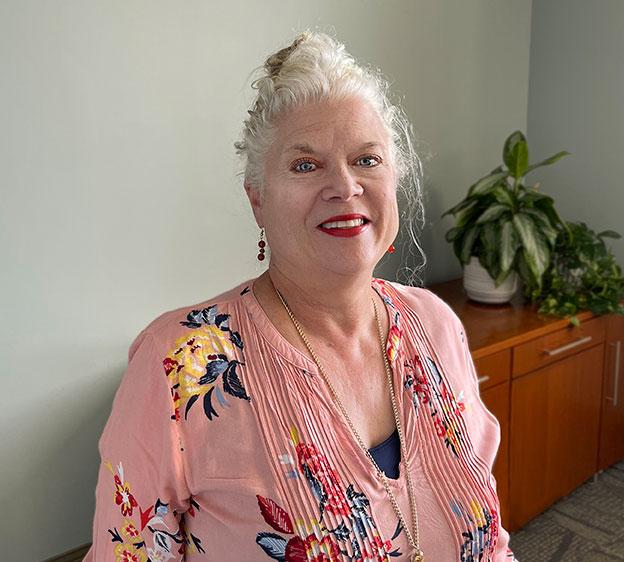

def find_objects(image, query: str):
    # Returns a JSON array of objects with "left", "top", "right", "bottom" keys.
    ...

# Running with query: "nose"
[{"left": 321, "top": 163, "right": 364, "bottom": 201}]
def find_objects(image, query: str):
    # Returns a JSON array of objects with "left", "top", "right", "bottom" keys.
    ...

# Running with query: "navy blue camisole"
[{"left": 368, "top": 428, "right": 401, "bottom": 479}]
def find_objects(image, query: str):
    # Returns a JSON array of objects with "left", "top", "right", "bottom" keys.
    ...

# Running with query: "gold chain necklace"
[{"left": 273, "top": 284, "right": 424, "bottom": 562}]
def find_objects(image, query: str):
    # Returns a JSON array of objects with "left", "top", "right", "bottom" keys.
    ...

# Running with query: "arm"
[{"left": 84, "top": 331, "right": 192, "bottom": 561}]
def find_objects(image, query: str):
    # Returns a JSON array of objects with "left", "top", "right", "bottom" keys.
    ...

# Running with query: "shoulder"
[
  {"left": 129, "top": 279, "right": 254, "bottom": 358},
  {"left": 377, "top": 278, "right": 462, "bottom": 331},
  {"left": 127, "top": 278, "right": 256, "bottom": 423}
]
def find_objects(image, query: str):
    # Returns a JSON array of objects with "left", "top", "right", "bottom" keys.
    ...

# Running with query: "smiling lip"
[{"left": 317, "top": 213, "right": 370, "bottom": 238}]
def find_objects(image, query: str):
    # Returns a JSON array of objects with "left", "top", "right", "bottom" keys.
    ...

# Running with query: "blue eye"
[
  {"left": 357, "top": 155, "right": 381, "bottom": 167},
  {"left": 293, "top": 160, "right": 317, "bottom": 173}
]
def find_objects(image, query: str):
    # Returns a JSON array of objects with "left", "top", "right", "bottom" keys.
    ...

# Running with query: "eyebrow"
[{"left": 283, "top": 141, "right": 384, "bottom": 156}]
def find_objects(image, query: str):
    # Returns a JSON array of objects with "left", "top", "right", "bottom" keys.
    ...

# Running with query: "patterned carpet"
[{"left": 509, "top": 460, "right": 624, "bottom": 561}]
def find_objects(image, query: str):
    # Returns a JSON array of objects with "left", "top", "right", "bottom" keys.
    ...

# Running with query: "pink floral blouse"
[{"left": 85, "top": 278, "right": 517, "bottom": 561}]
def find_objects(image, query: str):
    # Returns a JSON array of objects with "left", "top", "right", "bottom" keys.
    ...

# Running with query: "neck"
[{"left": 257, "top": 263, "right": 379, "bottom": 340}]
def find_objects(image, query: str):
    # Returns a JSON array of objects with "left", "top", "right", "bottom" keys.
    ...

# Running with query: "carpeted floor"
[{"left": 509, "top": 460, "right": 624, "bottom": 561}]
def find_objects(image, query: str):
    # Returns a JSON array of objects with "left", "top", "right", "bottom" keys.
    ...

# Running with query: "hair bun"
[{"left": 264, "top": 31, "right": 310, "bottom": 78}]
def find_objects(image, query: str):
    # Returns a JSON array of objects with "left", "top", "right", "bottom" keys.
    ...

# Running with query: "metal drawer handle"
[
  {"left": 606, "top": 340, "right": 621, "bottom": 407},
  {"left": 477, "top": 375, "right": 490, "bottom": 385},
  {"left": 543, "top": 335, "right": 592, "bottom": 356}
]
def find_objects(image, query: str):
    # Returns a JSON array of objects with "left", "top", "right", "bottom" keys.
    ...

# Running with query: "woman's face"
[{"left": 246, "top": 96, "right": 399, "bottom": 280}]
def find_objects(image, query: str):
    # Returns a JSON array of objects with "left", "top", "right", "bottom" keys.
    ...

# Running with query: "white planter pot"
[{"left": 463, "top": 256, "right": 518, "bottom": 303}]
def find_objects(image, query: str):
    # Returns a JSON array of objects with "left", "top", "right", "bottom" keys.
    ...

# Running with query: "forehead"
[{"left": 272, "top": 97, "right": 390, "bottom": 155}]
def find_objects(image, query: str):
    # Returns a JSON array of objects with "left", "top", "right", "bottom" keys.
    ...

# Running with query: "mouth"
[
  {"left": 318, "top": 214, "right": 370, "bottom": 229},
  {"left": 317, "top": 214, "right": 370, "bottom": 237}
]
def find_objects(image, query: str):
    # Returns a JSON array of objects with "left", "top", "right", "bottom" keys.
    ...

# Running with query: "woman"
[{"left": 86, "top": 31, "right": 516, "bottom": 561}]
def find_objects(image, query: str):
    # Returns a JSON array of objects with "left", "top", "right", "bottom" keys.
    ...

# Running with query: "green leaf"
[
  {"left": 503, "top": 131, "right": 529, "bottom": 178},
  {"left": 454, "top": 201, "right": 482, "bottom": 229},
  {"left": 467, "top": 171, "right": 509, "bottom": 198},
  {"left": 532, "top": 197, "right": 566, "bottom": 229},
  {"left": 568, "top": 315, "right": 581, "bottom": 327},
  {"left": 479, "top": 222, "right": 499, "bottom": 272},
  {"left": 445, "top": 226, "right": 461, "bottom": 242},
  {"left": 597, "top": 230, "right": 621, "bottom": 239},
  {"left": 521, "top": 208, "right": 558, "bottom": 247},
  {"left": 522, "top": 207, "right": 550, "bottom": 226},
  {"left": 500, "top": 220, "right": 520, "bottom": 273},
  {"left": 460, "top": 225, "right": 479, "bottom": 265},
  {"left": 525, "top": 150, "right": 570, "bottom": 174},
  {"left": 476, "top": 204, "right": 509, "bottom": 224},
  {"left": 491, "top": 185, "right": 516, "bottom": 208},
  {"left": 510, "top": 141, "right": 529, "bottom": 179},
  {"left": 517, "top": 251, "right": 533, "bottom": 290},
  {"left": 495, "top": 267, "right": 515, "bottom": 286},
  {"left": 519, "top": 190, "right": 554, "bottom": 206},
  {"left": 441, "top": 197, "right": 475, "bottom": 218},
  {"left": 513, "top": 213, "right": 551, "bottom": 285}
]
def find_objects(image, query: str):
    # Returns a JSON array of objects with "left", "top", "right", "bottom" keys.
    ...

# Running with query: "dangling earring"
[
  {"left": 257, "top": 228, "right": 266, "bottom": 261},
  {"left": 387, "top": 243, "right": 396, "bottom": 254}
]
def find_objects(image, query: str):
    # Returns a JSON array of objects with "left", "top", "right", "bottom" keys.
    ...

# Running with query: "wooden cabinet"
[
  {"left": 509, "top": 342, "right": 604, "bottom": 529},
  {"left": 427, "top": 278, "right": 623, "bottom": 532},
  {"left": 599, "top": 314, "right": 624, "bottom": 470}
]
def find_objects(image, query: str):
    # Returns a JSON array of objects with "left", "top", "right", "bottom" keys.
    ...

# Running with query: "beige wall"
[{"left": 0, "top": 1, "right": 532, "bottom": 559}]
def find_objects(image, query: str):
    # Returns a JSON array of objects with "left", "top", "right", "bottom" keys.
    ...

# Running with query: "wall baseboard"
[{"left": 43, "top": 544, "right": 91, "bottom": 562}]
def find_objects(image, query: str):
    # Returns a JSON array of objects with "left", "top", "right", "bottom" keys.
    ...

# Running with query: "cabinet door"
[
  {"left": 479, "top": 381, "right": 510, "bottom": 529},
  {"left": 599, "top": 314, "right": 624, "bottom": 470},
  {"left": 509, "top": 343, "right": 604, "bottom": 530}
]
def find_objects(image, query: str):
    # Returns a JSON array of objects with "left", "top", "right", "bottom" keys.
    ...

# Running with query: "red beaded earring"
[
  {"left": 387, "top": 243, "right": 396, "bottom": 254},
  {"left": 257, "top": 228, "right": 266, "bottom": 261}
]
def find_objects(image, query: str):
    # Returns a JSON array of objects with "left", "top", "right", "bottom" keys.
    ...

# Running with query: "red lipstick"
[{"left": 317, "top": 214, "right": 369, "bottom": 238}]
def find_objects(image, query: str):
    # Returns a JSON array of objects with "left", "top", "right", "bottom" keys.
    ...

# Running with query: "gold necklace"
[{"left": 274, "top": 284, "right": 424, "bottom": 562}]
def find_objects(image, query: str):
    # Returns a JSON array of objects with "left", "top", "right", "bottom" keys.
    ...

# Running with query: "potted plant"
[
  {"left": 442, "top": 130, "right": 570, "bottom": 303},
  {"left": 536, "top": 221, "right": 624, "bottom": 326}
]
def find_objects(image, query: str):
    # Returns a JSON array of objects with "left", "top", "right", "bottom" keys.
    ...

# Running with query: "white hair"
[{"left": 234, "top": 30, "right": 427, "bottom": 286}]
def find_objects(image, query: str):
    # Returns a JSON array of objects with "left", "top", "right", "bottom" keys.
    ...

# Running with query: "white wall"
[
  {"left": 527, "top": 0, "right": 624, "bottom": 266},
  {"left": 0, "top": 1, "right": 532, "bottom": 559}
]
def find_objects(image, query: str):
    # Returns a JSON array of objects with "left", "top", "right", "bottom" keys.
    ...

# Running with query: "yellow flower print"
[
  {"left": 114, "top": 542, "right": 147, "bottom": 562},
  {"left": 164, "top": 305, "right": 250, "bottom": 421},
  {"left": 169, "top": 326, "right": 234, "bottom": 399},
  {"left": 120, "top": 519, "right": 142, "bottom": 543}
]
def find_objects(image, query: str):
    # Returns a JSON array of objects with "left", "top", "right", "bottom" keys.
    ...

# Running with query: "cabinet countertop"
[{"left": 425, "top": 278, "right": 597, "bottom": 359}]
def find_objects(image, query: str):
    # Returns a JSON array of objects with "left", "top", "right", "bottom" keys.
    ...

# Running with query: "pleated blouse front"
[{"left": 85, "top": 278, "right": 517, "bottom": 562}]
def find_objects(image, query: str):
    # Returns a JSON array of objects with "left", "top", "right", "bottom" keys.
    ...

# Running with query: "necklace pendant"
[{"left": 411, "top": 551, "right": 424, "bottom": 562}]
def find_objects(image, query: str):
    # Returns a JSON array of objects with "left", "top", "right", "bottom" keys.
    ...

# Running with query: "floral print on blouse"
[{"left": 85, "top": 278, "right": 517, "bottom": 561}]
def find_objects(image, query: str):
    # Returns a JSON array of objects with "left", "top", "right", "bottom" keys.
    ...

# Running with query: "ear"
[{"left": 244, "top": 182, "right": 264, "bottom": 227}]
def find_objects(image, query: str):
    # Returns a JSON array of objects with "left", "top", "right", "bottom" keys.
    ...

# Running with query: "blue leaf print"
[
  {"left": 255, "top": 532, "right": 287, "bottom": 561},
  {"left": 203, "top": 387, "right": 219, "bottom": 420},
  {"left": 199, "top": 358, "right": 229, "bottom": 385},
  {"left": 222, "top": 361, "right": 250, "bottom": 401},
  {"left": 184, "top": 394, "right": 200, "bottom": 420}
]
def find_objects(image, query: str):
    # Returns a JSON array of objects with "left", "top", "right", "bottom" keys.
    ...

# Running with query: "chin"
[{"left": 317, "top": 253, "right": 380, "bottom": 278}]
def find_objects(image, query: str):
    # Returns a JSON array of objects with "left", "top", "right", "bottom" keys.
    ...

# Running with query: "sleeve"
[
  {"left": 452, "top": 313, "right": 519, "bottom": 562},
  {"left": 84, "top": 331, "right": 192, "bottom": 562}
]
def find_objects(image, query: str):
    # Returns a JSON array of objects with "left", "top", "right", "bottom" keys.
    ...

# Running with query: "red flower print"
[
  {"left": 296, "top": 443, "right": 350, "bottom": 516},
  {"left": 455, "top": 401, "right": 466, "bottom": 416},
  {"left": 256, "top": 495, "right": 294, "bottom": 534},
  {"left": 285, "top": 536, "right": 307, "bottom": 562},
  {"left": 114, "top": 474, "right": 138, "bottom": 517},
  {"left": 357, "top": 534, "right": 392, "bottom": 562},
  {"left": 434, "top": 417, "right": 446, "bottom": 438},
  {"left": 162, "top": 357, "right": 178, "bottom": 375}
]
